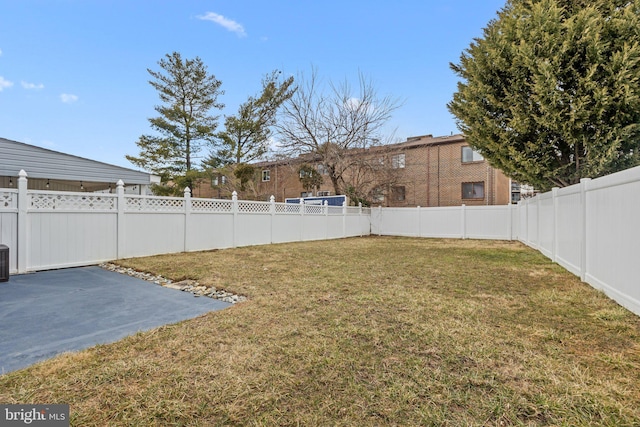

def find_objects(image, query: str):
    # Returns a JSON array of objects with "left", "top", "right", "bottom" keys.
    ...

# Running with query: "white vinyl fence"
[
  {"left": 0, "top": 170, "right": 370, "bottom": 274},
  {"left": 371, "top": 165, "right": 640, "bottom": 316},
  {"left": 517, "top": 166, "right": 640, "bottom": 316},
  {"left": 371, "top": 204, "right": 518, "bottom": 240},
  {"left": 3, "top": 165, "right": 639, "bottom": 316}
]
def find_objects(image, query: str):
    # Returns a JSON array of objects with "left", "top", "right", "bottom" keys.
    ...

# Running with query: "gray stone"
[{"left": 99, "top": 263, "right": 246, "bottom": 304}]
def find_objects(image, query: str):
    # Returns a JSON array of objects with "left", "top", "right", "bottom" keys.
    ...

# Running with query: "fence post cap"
[
  {"left": 18, "top": 169, "right": 28, "bottom": 178},
  {"left": 270, "top": 195, "right": 275, "bottom": 203},
  {"left": 116, "top": 179, "right": 124, "bottom": 187},
  {"left": 184, "top": 186, "right": 191, "bottom": 195},
  {"left": 232, "top": 191, "right": 238, "bottom": 200}
]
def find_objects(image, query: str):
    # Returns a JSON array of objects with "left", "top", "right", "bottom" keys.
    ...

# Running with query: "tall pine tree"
[
  {"left": 127, "top": 52, "right": 223, "bottom": 193},
  {"left": 448, "top": 0, "right": 640, "bottom": 190},
  {"left": 211, "top": 70, "right": 295, "bottom": 165}
]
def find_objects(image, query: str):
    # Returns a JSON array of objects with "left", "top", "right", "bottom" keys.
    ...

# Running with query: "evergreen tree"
[
  {"left": 212, "top": 70, "right": 295, "bottom": 165},
  {"left": 448, "top": 0, "right": 640, "bottom": 190},
  {"left": 298, "top": 164, "right": 324, "bottom": 193},
  {"left": 127, "top": 52, "right": 224, "bottom": 193}
]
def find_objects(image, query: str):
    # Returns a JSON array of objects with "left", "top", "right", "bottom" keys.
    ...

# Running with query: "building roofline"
[
  {"left": 0, "top": 137, "right": 154, "bottom": 175},
  {"left": 0, "top": 137, "right": 160, "bottom": 184},
  {"left": 390, "top": 133, "right": 467, "bottom": 149},
  {"left": 253, "top": 134, "right": 467, "bottom": 167}
]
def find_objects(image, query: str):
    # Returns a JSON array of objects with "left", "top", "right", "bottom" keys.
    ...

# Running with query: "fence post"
[
  {"left": 580, "top": 178, "right": 591, "bottom": 282},
  {"left": 324, "top": 200, "right": 329, "bottom": 240},
  {"left": 378, "top": 205, "right": 382, "bottom": 236},
  {"left": 232, "top": 191, "right": 238, "bottom": 248},
  {"left": 17, "top": 170, "right": 28, "bottom": 273},
  {"left": 184, "top": 186, "right": 191, "bottom": 252},
  {"left": 551, "top": 187, "right": 558, "bottom": 262},
  {"left": 270, "top": 195, "right": 276, "bottom": 244},
  {"left": 358, "top": 202, "right": 363, "bottom": 237},
  {"left": 524, "top": 198, "right": 529, "bottom": 244},
  {"left": 416, "top": 206, "right": 421, "bottom": 238},
  {"left": 517, "top": 202, "right": 521, "bottom": 241},
  {"left": 116, "top": 180, "right": 125, "bottom": 260},
  {"left": 460, "top": 204, "right": 466, "bottom": 239},
  {"left": 507, "top": 203, "right": 513, "bottom": 241},
  {"left": 536, "top": 194, "right": 541, "bottom": 249},
  {"left": 299, "top": 198, "right": 305, "bottom": 242},
  {"left": 342, "top": 200, "right": 347, "bottom": 238}
]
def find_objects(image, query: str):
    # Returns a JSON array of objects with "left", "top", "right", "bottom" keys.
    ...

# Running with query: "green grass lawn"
[{"left": 1, "top": 237, "right": 639, "bottom": 426}]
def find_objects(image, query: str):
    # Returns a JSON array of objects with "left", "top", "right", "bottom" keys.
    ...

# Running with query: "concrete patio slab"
[{"left": 0, "top": 266, "right": 231, "bottom": 374}]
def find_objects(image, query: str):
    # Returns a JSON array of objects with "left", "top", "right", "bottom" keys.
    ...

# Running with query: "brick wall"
[
  {"left": 252, "top": 161, "right": 337, "bottom": 202},
  {"left": 379, "top": 135, "right": 511, "bottom": 207},
  {"left": 199, "top": 134, "right": 512, "bottom": 206}
]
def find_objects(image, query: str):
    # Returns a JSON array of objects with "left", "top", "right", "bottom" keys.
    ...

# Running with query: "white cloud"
[
  {"left": 60, "top": 93, "right": 78, "bottom": 103},
  {"left": 21, "top": 81, "right": 44, "bottom": 90},
  {"left": 197, "top": 12, "right": 246, "bottom": 37},
  {"left": 0, "top": 48, "right": 3, "bottom": 56},
  {"left": 0, "top": 76, "right": 13, "bottom": 91},
  {"left": 346, "top": 97, "right": 362, "bottom": 110}
]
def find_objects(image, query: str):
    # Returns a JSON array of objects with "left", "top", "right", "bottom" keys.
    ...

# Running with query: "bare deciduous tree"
[{"left": 277, "top": 68, "right": 401, "bottom": 199}]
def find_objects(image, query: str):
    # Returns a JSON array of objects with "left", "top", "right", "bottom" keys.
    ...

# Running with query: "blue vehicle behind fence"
[{"left": 285, "top": 195, "right": 347, "bottom": 206}]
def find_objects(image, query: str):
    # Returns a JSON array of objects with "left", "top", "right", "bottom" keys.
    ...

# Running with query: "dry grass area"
[{"left": 1, "top": 237, "right": 639, "bottom": 426}]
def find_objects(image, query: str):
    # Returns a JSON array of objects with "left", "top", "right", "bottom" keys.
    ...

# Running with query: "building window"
[
  {"left": 391, "top": 153, "right": 405, "bottom": 169},
  {"left": 317, "top": 190, "right": 331, "bottom": 196},
  {"left": 212, "top": 175, "right": 226, "bottom": 186},
  {"left": 461, "top": 146, "right": 484, "bottom": 163},
  {"left": 391, "top": 185, "right": 406, "bottom": 201},
  {"left": 316, "top": 164, "right": 328, "bottom": 175},
  {"left": 372, "top": 187, "right": 385, "bottom": 203},
  {"left": 300, "top": 191, "right": 313, "bottom": 197},
  {"left": 262, "top": 170, "right": 270, "bottom": 182},
  {"left": 462, "top": 182, "right": 485, "bottom": 199}
]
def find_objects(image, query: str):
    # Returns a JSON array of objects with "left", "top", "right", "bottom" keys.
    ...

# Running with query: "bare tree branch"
[{"left": 276, "top": 67, "right": 402, "bottom": 198}]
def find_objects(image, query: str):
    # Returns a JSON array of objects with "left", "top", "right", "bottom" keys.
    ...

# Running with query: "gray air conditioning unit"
[{"left": 0, "top": 245, "right": 9, "bottom": 282}]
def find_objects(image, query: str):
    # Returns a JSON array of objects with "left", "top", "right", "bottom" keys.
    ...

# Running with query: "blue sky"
[{"left": 0, "top": 0, "right": 506, "bottom": 170}]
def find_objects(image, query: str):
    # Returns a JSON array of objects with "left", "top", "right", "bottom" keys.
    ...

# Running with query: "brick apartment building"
[{"left": 245, "top": 134, "right": 516, "bottom": 207}]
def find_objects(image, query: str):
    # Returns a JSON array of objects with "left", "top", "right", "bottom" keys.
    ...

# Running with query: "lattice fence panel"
[
  {"left": 126, "top": 196, "right": 184, "bottom": 212},
  {"left": 29, "top": 193, "right": 116, "bottom": 210},
  {"left": 328, "top": 206, "right": 344, "bottom": 215},
  {"left": 304, "top": 205, "right": 324, "bottom": 215},
  {"left": 0, "top": 191, "right": 17, "bottom": 209},
  {"left": 275, "top": 203, "right": 300, "bottom": 214},
  {"left": 238, "top": 201, "right": 271, "bottom": 213},
  {"left": 191, "top": 199, "right": 233, "bottom": 213}
]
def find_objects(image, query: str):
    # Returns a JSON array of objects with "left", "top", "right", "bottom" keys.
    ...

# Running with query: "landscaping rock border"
[{"left": 100, "top": 263, "right": 247, "bottom": 304}]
